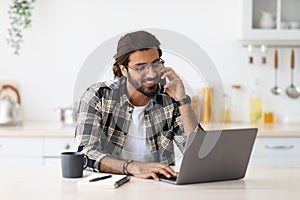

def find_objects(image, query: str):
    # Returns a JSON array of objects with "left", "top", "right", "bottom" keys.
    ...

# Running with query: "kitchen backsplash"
[{"left": 0, "top": 0, "right": 299, "bottom": 123}]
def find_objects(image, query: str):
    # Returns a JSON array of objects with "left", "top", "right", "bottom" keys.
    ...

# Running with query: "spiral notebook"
[{"left": 77, "top": 173, "right": 130, "bottom": 189}]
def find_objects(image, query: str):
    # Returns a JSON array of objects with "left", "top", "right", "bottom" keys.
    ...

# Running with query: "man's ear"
[{"left": 120, "top": 65, "right": 128, "bottom": 77}]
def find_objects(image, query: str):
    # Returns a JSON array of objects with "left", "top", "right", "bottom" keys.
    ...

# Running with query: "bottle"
[
  {"left": 230, "top": 85, "right": 242, "bottom": 122},
  {"left": 220, "top": 93, "right": 231, "bottom": 123},
  {"left": 201, "top": 87, "right": 214, "bottom": 123},
  {"left": 250, "top": 79, "right": 263, "bottom": 123}
]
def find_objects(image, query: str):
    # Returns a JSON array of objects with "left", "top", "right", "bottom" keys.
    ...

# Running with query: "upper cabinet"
[{"left": 236, "top": 0, "right": 300, "bottom": 46}]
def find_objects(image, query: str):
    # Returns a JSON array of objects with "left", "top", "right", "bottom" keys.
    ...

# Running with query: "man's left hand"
[{"left": 161, "top": 67, "right": 186, "bottom": 101}]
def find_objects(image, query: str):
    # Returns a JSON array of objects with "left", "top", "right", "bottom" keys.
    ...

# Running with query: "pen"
[
  {"left": 114, "top": 176, "right": 130, "bottom": 188},
  {"left": 89, "top": 175, "right": 112, "bottom": 182}
]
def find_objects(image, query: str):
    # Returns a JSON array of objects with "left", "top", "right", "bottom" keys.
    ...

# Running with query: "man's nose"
[{"left": 146, "top": 65, "right": 156, "bottom": 78}]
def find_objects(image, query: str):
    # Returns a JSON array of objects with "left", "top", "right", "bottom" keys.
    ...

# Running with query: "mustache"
[{"left": 141, "top": 77, "right": 159, "bottom": 83}]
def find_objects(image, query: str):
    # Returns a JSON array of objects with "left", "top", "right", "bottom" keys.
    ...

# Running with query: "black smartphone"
[
  {"left": 159, "top": 61, "right": 166, "bottom": 92},
  {"left": 159, "top": 77, "right": 166, "bottom": 86},
  {"left": 159, "top": 75, "right": 167, "bottom": 93}
]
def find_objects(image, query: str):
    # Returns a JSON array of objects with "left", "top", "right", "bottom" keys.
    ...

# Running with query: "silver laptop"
[{"left": 158, "top": 128, "right": 258, "bottom": 184}]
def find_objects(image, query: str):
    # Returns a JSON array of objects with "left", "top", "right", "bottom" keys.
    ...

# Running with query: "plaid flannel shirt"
[{"left": 75, "top": 77, "right": 203, "bottom": 172}]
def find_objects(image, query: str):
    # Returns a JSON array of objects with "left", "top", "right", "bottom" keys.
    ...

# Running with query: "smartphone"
[
  {"left": 159, "top": 77, "right": 166, "bottom": 86},
  {"left": 159, "top": 74, "right": 167, "bottom": 93},
  {"left": 159, "top": 62, "right": 166, "bottom": 92}
]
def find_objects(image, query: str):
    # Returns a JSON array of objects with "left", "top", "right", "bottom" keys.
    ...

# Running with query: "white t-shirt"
[{"left": 120, "top": 104, "right": 156, "bottom": 162}]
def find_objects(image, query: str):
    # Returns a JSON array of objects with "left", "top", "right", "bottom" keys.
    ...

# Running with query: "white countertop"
[
  {"left": 0, "top": 121, "right": 300, "bottom": 137},
  {"left": 0, "top": 121, "right": 74, "bottom": 137},
  {"left": 0, "top": 166, "right": 299, "bottom": 200},
  {"left": 203, "top": 122, "right": 300, "bottom": 137}
]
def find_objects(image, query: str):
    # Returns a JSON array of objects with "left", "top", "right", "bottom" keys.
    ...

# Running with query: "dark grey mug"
[{"left": 60, "top": 152, "right": 88, "bottom": 178}]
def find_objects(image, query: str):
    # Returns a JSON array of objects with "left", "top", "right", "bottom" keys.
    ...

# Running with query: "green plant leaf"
[{"left": 7, "top": 0, "right": 35, "bottom": 55}]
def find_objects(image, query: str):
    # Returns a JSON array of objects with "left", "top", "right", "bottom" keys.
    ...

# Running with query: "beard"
[{"left": 127, "top": 72, "right": 160, "bottom": 98}]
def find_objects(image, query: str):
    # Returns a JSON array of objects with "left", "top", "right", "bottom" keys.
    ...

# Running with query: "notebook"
[{"left": 77, "top": 173, "right": 130, "bottom": 189}]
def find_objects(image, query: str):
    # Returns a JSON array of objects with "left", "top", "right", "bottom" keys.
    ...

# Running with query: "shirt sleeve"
[{"left": 74, "top": 86, "right": 107, "bottom": 172}]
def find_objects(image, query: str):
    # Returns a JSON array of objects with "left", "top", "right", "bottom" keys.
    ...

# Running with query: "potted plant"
[{"left": 7, "top": 0, "right": 36, "bottom": 55}]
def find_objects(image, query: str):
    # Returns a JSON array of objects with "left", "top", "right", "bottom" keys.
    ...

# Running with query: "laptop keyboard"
[{"left": 157, "top": 173, "right": 178, "bottom": 181}]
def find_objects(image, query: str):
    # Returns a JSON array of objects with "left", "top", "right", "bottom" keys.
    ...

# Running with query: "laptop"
[{"left": 158, "top": 128, "right": 258, "bottom": 185}]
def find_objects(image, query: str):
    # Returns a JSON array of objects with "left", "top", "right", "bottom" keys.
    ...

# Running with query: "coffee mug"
[{"left": 60, "top": 152, "right": 88, "bottom": 178}]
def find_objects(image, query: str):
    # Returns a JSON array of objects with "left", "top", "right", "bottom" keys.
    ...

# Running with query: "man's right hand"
[{"left": 127, "top": 161, "right": 177, "bottom": 181}]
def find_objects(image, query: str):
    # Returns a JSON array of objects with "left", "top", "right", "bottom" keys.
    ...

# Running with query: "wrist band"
[{"left": 122, "top": 159, "right": 133, "bottom": 175}]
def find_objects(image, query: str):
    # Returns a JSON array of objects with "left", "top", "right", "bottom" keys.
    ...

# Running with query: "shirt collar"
[{"left": 119, "top": 77, "right": 130, "bottom": 107}]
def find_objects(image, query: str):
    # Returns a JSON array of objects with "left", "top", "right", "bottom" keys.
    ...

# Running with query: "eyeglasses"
[{"left": 126, "top": 59, "right": 165, "bottom": 76}]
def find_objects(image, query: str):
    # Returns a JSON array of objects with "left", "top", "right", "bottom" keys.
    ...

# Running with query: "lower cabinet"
[
  {"left": 250, "top": 137, "right": 300, "bottom": 166},
  {"left": 0, "top": 137, "right": 43, "bottom": 166},
  {"left": 1, "top": 136, "right": 300, "bottom": 167},
  {"left": 0, "top": 136, "right": 75, "bottom": 166},
  {"left": 43, "top": 137, "right": 75, "bottom": 166}
]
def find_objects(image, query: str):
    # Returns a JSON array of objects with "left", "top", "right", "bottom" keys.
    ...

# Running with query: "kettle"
[
  {"left": 0, "top": 85, "right": 22, "bottom": 125},
  {"left": 55, "top": 106, "right": 74, "bottom": 126}
]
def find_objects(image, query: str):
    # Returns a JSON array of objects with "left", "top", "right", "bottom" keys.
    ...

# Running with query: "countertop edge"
[{"left": 1, "top": 121, "right": 300, "bottom": 137}]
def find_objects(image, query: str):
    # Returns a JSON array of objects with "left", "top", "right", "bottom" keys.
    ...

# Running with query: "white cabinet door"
[
  {"left": 0, "top": 137, "right": 43, "bottom": 166},
  {"left": 43, "top": 137, "right": 75, "bottom": 166},
  {"left": 237, "top": 0, "right": 300, "bottom": 45},
  {"left": 250, "top": 137, "right": 300, "bottom": 166}
]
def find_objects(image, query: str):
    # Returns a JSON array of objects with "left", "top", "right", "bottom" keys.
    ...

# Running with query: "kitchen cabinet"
[
  {"left": 43, "top": 137, "right": 75, "bottom": 166},
  {"left": 1, "top": 122, "right": 300, "bottom": 167},
  {"left": 0, "top": 121, "right": 75, "bottom": 166},
  {"left": 0, "top": 137, "right": 43, "bottom": 166},
  {"left": 0, "top": 136, "right": 75, "bottom": 166},
  {"left": 250, "top": 137, "right": 300, "bottom": 166},
  {"left": 236, "top": 0, "right": 300, "bottom": 45},
  {"left": 2, "top": 136, "right": 300, "bottom": 167}
]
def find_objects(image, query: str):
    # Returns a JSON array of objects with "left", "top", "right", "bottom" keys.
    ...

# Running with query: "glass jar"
[
  {"left": 230, "top": 85, "right": 242, "bottom": 122},
  {"left": 220, "top": 93, "right": 231, "bottom": 123}
]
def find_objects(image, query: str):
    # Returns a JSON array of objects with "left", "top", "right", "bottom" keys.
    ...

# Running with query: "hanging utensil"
[
  {"left": 286, "top": 49, "right": 300, "bottom": 99},
  {"left": 271, "top": 49, "right": 281, "bottom": 95}
]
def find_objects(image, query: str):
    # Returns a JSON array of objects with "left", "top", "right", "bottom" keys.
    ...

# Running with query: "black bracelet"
[
  {"left": 122, "top": 159, "right": 133, "bottom": 175},
  {"left": 175, "top": 95, "right": 191, "bottom": 107}
]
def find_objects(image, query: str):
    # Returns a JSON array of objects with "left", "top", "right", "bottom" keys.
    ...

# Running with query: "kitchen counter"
[
  {"left": 203, "top": 122, "right": 300, "bottom": 137},
  {"left": 0, "top": 121, "right": 300, "bottom": 137},
  {"left": 0, "top": 121, "right": 74, "bottom": 137},
  {"left": 0, "top": 166, "right": 299, "bottom": 200}
]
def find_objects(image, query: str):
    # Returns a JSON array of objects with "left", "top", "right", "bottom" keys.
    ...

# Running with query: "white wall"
[{"left": 0, "top": 0, "right": 299, "bottom": 122}]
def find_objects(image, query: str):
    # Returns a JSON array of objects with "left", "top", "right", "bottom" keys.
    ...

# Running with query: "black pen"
[
  {"left": 113, "top": 176, "right": 130, "bottom": 188},
  {"left": 89, "top": 175, "right": 112, "bottom": 182}
]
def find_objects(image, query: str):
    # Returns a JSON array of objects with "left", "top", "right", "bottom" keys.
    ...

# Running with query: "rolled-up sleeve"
[{"left": 74, "top": 86, "right": 107, "bottom": 172}]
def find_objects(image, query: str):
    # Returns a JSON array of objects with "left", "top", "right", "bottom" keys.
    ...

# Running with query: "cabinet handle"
[
  {"left": 265, "top": 145, "right": 294, "bottom": 150},
  {"left": 43, "top": 156, "right": 60, "bottom": 159},
  {"left": 64, "top": 144, "right": 70, "bottom": 150}
]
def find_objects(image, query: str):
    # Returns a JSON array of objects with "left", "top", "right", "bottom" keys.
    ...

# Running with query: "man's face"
[{"left": 125, "top": 48, "right": 162, "bottom": 98}]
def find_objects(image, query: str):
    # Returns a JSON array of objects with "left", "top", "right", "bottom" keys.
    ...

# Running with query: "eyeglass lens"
[{"left": 136, "top": 62, "right": 163, "bottom": 75}]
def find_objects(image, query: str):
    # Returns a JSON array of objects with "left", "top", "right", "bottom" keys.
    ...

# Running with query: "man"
[{"left": 75, "top": 31, "right": 203, "bottom": 181}]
